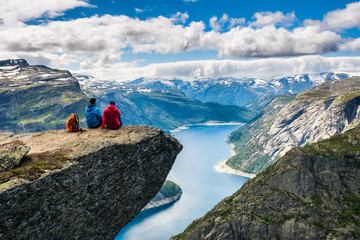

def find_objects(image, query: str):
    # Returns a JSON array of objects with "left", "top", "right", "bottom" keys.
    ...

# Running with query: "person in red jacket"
[{"left": 100, "top": 100, "right": 122, "bottom": 129}]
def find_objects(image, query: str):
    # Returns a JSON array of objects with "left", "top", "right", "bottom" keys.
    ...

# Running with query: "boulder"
[{"left": 0, "top": 142, "right": 30, "bottom": 172}]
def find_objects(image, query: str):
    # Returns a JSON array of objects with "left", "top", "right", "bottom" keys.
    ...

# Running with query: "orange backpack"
[{"left": 66, "top": 113, "right": 82, "bottom": 132}]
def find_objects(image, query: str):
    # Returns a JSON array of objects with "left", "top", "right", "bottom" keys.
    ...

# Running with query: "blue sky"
[{"left": 0, "top": 0, "right": 360, "bottom": 79}]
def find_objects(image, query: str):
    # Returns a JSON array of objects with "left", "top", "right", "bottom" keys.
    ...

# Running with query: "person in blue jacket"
[{"left": 85, "top": 98, "right": 102, "bottom": 128}]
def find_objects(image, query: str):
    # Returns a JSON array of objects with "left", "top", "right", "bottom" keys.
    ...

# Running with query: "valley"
[{"left": 1, "top": 58, "right": 360, "bottom": 240}]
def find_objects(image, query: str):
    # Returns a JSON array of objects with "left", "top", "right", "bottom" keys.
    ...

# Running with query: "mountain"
[
  {"left": 227, "top": 77, "right": 360, "bottom": 174},
  {"left": 143, "top": 180, "right": 182, "bottom": 211},
  {"left": 120, "top": 73, "right": 351, "bottom": 109},
  {"left": 76, "top": 74, "right": 256, "bottom": 131},
  {"left": 227, "top": 94, "right": 296, "bottom": 174},
  {"left": 0, "top": 60, "right": 255, "bottom": 134},
  {"left": 0, "top": 126, "right": 182, "bottom": 239},
  {"left": 0, "top": 59, "right": 88, "bottom": 133},
  {"left": 172, "top": 126, "right": 360, "bottom": 239}
]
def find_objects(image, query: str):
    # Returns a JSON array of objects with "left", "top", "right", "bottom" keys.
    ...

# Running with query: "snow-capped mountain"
[{"left": 116, "top": 73, "right": 352, "bottom": 108}]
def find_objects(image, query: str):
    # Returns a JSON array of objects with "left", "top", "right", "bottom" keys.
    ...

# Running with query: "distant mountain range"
[
  {"left": 0, "top": 59, "right": 254, "bottom": 133},
  {"left": 117, "top": 73, "right": 351, "bottom": 110},
  {"left": 0, "top": 58, "right": 356, "bottom": 135}
]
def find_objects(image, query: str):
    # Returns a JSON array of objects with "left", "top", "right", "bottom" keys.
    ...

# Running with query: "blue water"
[{"left": 115, "top": 125, "right": 249, "bottom": 240}]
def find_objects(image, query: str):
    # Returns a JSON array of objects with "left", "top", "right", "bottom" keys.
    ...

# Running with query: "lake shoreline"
[
  {"left": 214, "top": 159, "right": 256, "bottom": 179},
  {"left": 219, "top": 136, "right": 256, "bottom": 179},
  {"left": 171, "top": 122, "right": 256, "bottom": 179}
]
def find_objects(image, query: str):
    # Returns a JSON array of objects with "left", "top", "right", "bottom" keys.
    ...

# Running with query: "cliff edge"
[{"left": 0, "top": 125, "right": 182, "bottom": 239}]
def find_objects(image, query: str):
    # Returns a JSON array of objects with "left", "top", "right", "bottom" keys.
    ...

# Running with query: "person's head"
[
  {"left": 90, "top": 98, "right": 96, "bottom": 105},
  {"left": 109, "top": 100, "right": 115, "bottom": 105}
]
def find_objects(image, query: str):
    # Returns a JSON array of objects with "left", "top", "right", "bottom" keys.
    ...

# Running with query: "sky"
[{"left": 0, "top": 0, "right": 360, "bottom": 80}]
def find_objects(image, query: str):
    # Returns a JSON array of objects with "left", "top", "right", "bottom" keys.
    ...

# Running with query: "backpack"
[{"left": 66, "top": 113, "right": 82, "bottom": 132}]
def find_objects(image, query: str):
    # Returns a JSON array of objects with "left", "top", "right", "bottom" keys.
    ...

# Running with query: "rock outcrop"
[
  {"left": 227, "top": 94, "right": 296, "bottom": 173},
  {"left": 173, "top": 126, "right": 360, "bottom": 240},
  {"left": 0, "top": 125, "right": 182, "bottom": 240},
  {"left": 0, "top": 142, "right": 30, "bottom": 172},
  {"left": 228, "top": 77, "right": 360, "bottom": 174},
  {"left": 143, "top": 180, "right": 182, "bottom": 211}
]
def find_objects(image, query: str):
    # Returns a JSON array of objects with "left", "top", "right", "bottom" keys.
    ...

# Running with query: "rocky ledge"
[{"left": 0, "top": 125, "right": 182, "bottom": 240}]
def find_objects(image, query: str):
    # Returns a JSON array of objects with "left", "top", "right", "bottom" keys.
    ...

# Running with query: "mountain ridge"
[
  {"left": 227, "top": 77, "right": 360, "bottom": 174},
  {"left": 0, "top": 59, "right": 255, "bottom": 133}
]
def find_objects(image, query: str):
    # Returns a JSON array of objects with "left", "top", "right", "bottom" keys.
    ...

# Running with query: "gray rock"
[
  {"left": 0, "top": 125, "right": 182, "bottom": 240},
  {"left": 0, "top": 142, "right": 30, "bottom": 172},
  {"left": 228, "top": 77, "right": 360, "bottom": 174}
]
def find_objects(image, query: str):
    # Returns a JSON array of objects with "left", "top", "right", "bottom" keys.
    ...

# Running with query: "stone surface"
[
  {"left": 0, "top": 142, "right": 30, "bottom": 172},
  {"left": 228, "top": 77, "right": 360, "bottom": 174},
  {"left": 173, "top": 126, "right": 360, "bottom": 240},
  {"left": 0, "top": 125, "right": 182, "bottom": 240}
]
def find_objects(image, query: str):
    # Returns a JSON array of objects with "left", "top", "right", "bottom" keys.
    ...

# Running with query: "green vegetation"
[
  {"left": 227, "top": 94, "right": 295, "bottom": 174},
  {"left": 160, "top": 180, "right": 182, "bottom": 198},
  {"left": 334, "top": 90, "right": 360, "bottom": 105},
  {"left": 0, "top": 154, "right": 73, "bottom": 184},
  {"left": 123, "top": 89, "right": 256, "bottom": 131}
]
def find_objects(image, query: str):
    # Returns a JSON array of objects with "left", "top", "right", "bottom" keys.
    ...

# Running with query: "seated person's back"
[
  {"left": 85, "top": 98, "right": 102, "bottom": 128},
  {"left": 101, "top": 100, "right": 122, "bottom": 130}
]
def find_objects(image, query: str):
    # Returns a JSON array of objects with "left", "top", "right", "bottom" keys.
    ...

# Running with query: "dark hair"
[
  {"left": 90, "top": 98, "right": 96, "bottom": 104},
  {"left": 109, "top": 100, "right": 115, "bottom": 105}
]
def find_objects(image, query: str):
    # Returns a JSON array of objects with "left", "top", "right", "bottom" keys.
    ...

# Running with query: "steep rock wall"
[
  {"left": 228, "top": 77, "right": 360, "bottom": 174},
  {"left": 0, "top": 126, "right": 182, "bottom": 239}
]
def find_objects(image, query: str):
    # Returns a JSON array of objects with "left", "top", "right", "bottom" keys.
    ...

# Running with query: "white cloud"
[
  {"left": 75, "top": 56, "right": 360, "bottom": 80},
  {"left": 135, "top": 8, "right": 144, "bottom": 13},
  {"left": 252, "top": 11, "right": 296, "bottom": 27},
  {"left": 0, "top": 12, "right": 344, "bottom": 67},
  {"left": 208, "top": 25, "right": 341, "bottom": 58},
  {"left": 340, "top": 38, "right": 360, "bottom": 52},
  {"left": 210, "top": 14, "right": 245, "bottom": 31},
  {"left": 0, "top": 0, "right": 93, "bottom": 26},
  {"left": 323, "top": 1, "right": 360, "bottom": 29},
  {"left": 0, "top": 1, "right": 359, "bottom": 79},
  {"left": 170, "top": 12, "right": 189, "bottom": 24}
]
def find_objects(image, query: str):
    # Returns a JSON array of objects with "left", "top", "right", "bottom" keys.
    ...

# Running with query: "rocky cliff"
[
  {"left": 227, "top": 94, "right": 296, "bottom": 173},
  {"left": 0, "top": 125, "right": 182, "bottom": 239},
  {"left": 0, "top": 59, "right": 88, "bottom": 133},
  {"left": 173, "top": 126, "right": 360, "bottom": 240},
  {"left": 228, "top": 77, "right": 360, "bottom": 174}
]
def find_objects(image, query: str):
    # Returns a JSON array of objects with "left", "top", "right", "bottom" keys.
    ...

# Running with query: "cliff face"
[
  {"left": 173, "top": 126, "right": 360, "bottom": 240},
  {"left": 227, "top": 94, "right": 296, "bottom": 173},
  {"left": 0, "top": 125, "right": 182, "bottom": 240},
  {"left": 228, "top": 77, "right": 360, "bottom": 174}
]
